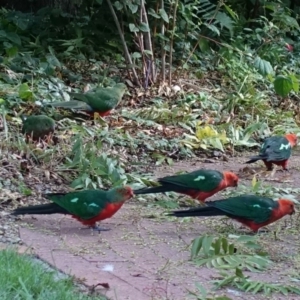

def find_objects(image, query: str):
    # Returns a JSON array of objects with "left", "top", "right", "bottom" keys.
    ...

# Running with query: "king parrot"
[
  {"left": 21, "top": 115, "right": 56, "bottom": 141},
  {"left": 49, "top": 83, "right": 127, "bottom": 117},
  {"left": 134, "top": 169, "right": 239, "bottom": 203},
  {"left": 12, "top": 186, "right": 134, "bottom": 231},
  {"left": 169, "top": 194, "right": 295, "bottom": 232},
  {"left": 245, "top": 133, "right": 297, "bottom": 171}
]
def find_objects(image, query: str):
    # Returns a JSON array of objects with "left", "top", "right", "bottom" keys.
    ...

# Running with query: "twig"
[
  {"left": 168, "top": 0, "right": 179, "bottom": 86},
  {"left": 106, "top": 0, "right": 141, "bottom": 87},
  {"left": 160, "top": 0, "right": 166, "bottom": 82}
]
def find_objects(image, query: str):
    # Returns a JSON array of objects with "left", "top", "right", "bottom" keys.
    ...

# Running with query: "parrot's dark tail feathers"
[
  {"left": 168, "top": 206, "right": 224, "bottom": 218},
  {"left": 134, "top": 185, "right": 171, "bottom": 195},
  {"left": 245, "top": 156, "right": 262, "bottom": 164},
  {"left": 11, "top": 203, "right": 68, "bottom": 216}
]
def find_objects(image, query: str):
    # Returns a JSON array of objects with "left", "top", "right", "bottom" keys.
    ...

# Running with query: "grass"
[{"left": 0, "top": 248, "right": 107, "bottom": 300}]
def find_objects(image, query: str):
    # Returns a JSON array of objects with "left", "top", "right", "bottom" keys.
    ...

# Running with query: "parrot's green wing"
[
  {"left": 69, "top": 83, "right": 127, "bottom": 112},
  {"left": 46, "top": 190, "right": 108, "bottom": 220},
  {"left": 211, "top": 195, "right": 277, "bottom": 223},
  {"left": 260, "top": 136, "right": 291, "bottom": 161},
  {"left": 159, "top": 169, "right": 224, "bottom": 192},
  {"left": 50, "top": 100, "right": 93, "bottom": 112}
]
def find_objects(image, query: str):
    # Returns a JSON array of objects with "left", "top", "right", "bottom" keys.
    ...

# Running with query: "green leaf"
[
  {"left": 114, "top": 1, "right": 123, "bottom": 10},
  {"left": 254, "top": 57, "right": 273, "bottom": 75},
  {"left": 129, "top": 23, "right": 139, "bottom": 32},
  {"left": 166, "top": 157, "right": 173, "bottom": 165},
  {"left": 216, "top": 12, "right": 234, "bottom": 36},
  {"left": 159, "top": 8, "right": 169, "bottom": 23},
  {"left": 224, "top": 4, "right": 238, "bottom": 21},
  {"left": 66, "top": 45, "right": 74, "bottom": 52},
  {"left": 202, "top": 236, "right": 214, "bottom": 255},
  {"left": 221, "top": 237, "right": 228, "bottom": 253},
  {"left": 195, "top": 283, "right": 207, "bottom": 298},
  {"left": 228, "top": 244, "right": 235, "bottom": 255},
  {"left": 128, "top": 3, "right": 138, "bottom": 13},
  {"left": 19, "top": 83, "right": 33, "bottom": 101},
  {"left": 274, "top": 75, "right": 293, "bottom": 97},
  {"left": 191, "top": 237, "right": 203, "bottom": 258},
  {"left": 204, "top": 23, "right": 220, "bottom": 36},
  {"left": 282, "top": 15, "right": 299, "bottom": 29},
  {"left": 6, "top": 32, "right": 21, "bottom": 46},
  {"left": 143, "top": 49, "right": 153, "bottom": 56},
  {"left": 288, "top": 74, "right": 299, "bottom": 92},
  {"left": 6, "top": 46, "right": 18, "bottom": 57},
  {"left": 235, "top": 235, "right": 256, "bottom": 243},
  {"left": 235, "top": 267, "right": 244, "bottom": 278},
  {"left": 139, "top": 22, "right": 150, "bottom": 32},
  {"left": 209, "top": 138, "right": 224, "bottom": 151},
  {"left": 131, "top": 52, "right": 142, "bottom": 59},
  {"left": 214, "top": 238, "right": 221, "bottom": 255},
  {"left": 46, "top": 54, "right": 61, "bottom": 68},
  {"left": 155, "top": 200, "right": 179, "bottom": 209},
  {"left": 199, "top": 38, "right": 210, "bottom": 52},
  {"left": 148, "top": 8, "right": 160, "bottom": 19}
]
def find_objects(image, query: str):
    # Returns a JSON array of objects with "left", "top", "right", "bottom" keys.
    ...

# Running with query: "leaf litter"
[{"left": 0, "top": 70, "right": 300, "bottom": 298}]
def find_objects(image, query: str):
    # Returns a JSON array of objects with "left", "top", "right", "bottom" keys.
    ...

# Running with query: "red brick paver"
[
  {"left": 17, "top": 156, "right": 300, "bottom": 300},
  {"left": 18, "top": 204, "right": 220, "bottom": 300}
]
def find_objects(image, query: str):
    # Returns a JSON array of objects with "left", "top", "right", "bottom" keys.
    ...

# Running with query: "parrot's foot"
[
  {"left": 256, "top": 227, "right": 270, "bottom": 234},
  {"left": 278, "top": 168, "right": 290, "bottom": 173},
  {"left": 90, "top": 225, "right": 110, "bottom": 232}
]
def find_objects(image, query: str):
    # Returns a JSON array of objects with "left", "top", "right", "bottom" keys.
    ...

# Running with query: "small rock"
[
  {"left": 212, "top": 151, "right": 222, "bottom": 157},
  {"left": 3, "top": 179, "right": 11, "bottom": 186},
  {"left": 0, "top": 211, "right": 9, "bottom": 217},
  {"left": 171, "top": 85, "right": 181, "bottom": 93},
  {"left": 222, "top": 155, "right": 229, "bottom": 162},
  {"left": 203, "top": 159, "right": 216, "bottom": 163}
]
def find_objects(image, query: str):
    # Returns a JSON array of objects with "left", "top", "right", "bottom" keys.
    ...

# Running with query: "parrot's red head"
[
  {"left": 223, "top": 171, "right": 239, "bottom": 187},
  {"left": 277, "top": 199, "right": 295, "bottom": 216},
  {"left": 117, "top": 186, "right": 134, "bottom": 200},
  {"left": 285, "top": 133, "right": 297, "bottom": 147}
]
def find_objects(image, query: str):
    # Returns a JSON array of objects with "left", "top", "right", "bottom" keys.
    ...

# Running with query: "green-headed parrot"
[
  {"left": 49, "top": 83, "right": 127, "bottom": 117},
  {"left": 21, "top": 115, "right": 55, "bottom": 141}
]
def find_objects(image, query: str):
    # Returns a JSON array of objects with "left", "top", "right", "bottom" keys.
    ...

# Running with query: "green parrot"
[
  {"left": 12, "top": 186, "right": 134, "bottom": 231},
  {"left": 49, "top": 83, "right": 127, "bottom": 117},
  {"left": 169, "top": 195, "right": 295, "bottom": 232},
  {"left": 245, "top": 133, "right": 297, "bottom": 171},
  {"left": 21, "top": 115, "right": 55, "bottom": 141},
  {"left": 134, "top": 169, "right": 239, "bottom": 203}
]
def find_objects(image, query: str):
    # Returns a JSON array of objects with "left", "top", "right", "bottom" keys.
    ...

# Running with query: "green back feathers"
[
  {"left": 44, "top": 187, "right": 130, "bottom": 220},
  {"left": 159, "top": 169, "right": 224, "bottom": 192},
  {"left": 260, "top": 136, "right": 292, "bottom": 161},
  {"left": 210, "top": 195, "right": 278, "bottom": 223},
  {"left": 21, "top": 115, "right": 55, "bottom": 140},
  {"left": 69, "top": 83, "right": 127, "bottom": 112}
]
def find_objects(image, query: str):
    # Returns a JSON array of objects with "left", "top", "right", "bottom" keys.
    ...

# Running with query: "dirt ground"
[{"left": 7, "top": 153, "right": 300, "bottom": 300}]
